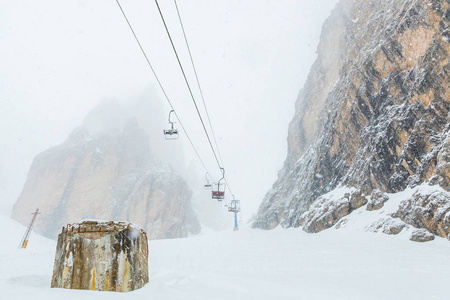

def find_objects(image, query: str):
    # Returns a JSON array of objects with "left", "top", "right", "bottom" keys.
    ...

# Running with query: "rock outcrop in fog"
[
  {"left": 254, "top": 0, "right": 450, "bottom": 239},
  {"left": 12, "top": 101, "right": 200, "bottom": 239}
]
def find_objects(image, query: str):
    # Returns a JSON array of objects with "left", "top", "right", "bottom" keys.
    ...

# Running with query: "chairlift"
[
  {"left": 204, "top": 173, "right": 212, "bottom": 188},
  {"left": 212, "top": 167, "right": 226, "bottom": 200},
  {"left": 229, "top": 195, "right": 240, "bottom": 231},
  {"left": 228, "top": 198, "right": 240, "bottom": 213},
  {"left": 163, "top": 110, "right": 179, "bottom": 140}
]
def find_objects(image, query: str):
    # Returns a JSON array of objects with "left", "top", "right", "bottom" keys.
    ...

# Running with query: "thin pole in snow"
[{"left": 19, "top": 208, "right": 40, "bottom": 249}]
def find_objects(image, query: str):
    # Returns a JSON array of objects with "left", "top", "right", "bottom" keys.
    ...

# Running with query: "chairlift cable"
[
  {"left": 115, "top": 0, "right": 172, "bottom": 109},
  {"left": 173, "top": 0, "right": 224, "bottom": 166},
  {"left": 115, "top": 0, "right": 213, "bottom": 180},
  {"left": 155, "top": 0, "right": 222, "bottom": 171},
  {"left": 117, "top": 0, "right": 234, "bottom": 198},
  {"left": 172, "top": 0, "right": 235, "bottom": 197}
]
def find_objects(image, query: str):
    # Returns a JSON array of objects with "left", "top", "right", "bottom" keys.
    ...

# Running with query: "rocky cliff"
[
  {"left": 254, "top": 0, "right": 450, "bottom": 238},
  {"left": 12, "top": 103, "right": 200, "bottom": 240}
]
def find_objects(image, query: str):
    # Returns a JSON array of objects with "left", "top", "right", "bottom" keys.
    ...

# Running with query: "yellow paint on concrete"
[
  {"left": 62, "top": 263, "right": 69, "bottom": 288},
  {"left": 105, "top": 271, "right": 110, "bottom": 291},
  {"left": 123, "top": 258, "right": 131, "bottom": 292},
  {"left": 90, "top": 267, "right": 96, "bottom": 291}
]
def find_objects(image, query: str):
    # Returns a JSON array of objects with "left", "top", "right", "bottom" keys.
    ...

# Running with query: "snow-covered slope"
[{"left": 2, "top": 202, "right": 450, "bottom": 300}]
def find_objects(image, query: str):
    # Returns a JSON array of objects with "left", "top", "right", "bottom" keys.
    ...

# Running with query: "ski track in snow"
[{"left": 2, "top": 201, "right": 450, "bottom": 300}]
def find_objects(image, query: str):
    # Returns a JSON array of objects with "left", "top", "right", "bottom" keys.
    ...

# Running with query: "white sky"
[{"left": 0, "top": 0, "right": 338, "bottom": 220}]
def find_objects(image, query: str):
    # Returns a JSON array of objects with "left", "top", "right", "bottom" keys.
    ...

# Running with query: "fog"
[{"left": 0, "top": 0, "right": 338, "bottom": 224}]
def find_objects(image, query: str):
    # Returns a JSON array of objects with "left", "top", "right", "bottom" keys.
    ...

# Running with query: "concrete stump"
[{"left": 51, "top": 220, "right": 149, "bottom": 292}]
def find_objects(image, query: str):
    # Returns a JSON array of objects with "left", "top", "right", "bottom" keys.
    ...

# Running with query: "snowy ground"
[{"left": 2, "top": 195, "right": 450, "bottom": 300}]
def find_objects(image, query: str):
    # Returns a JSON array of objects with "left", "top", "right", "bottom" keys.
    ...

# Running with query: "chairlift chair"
[
  {"left": 163, "top": 110, "right": 179, "bottom": 140},
  {"left": 228, "top": 199, "right": 240, "bottom": 213},
  {"left": 212, "top": 168, "right": 226, "bottom": 201},
  {"left": 212, "top": 188, "right": 225, "bottom": 200},
  {"left": 228, "top": 206, "right": 241, "bottom": 213},
  {"left": 204, "top": 173, "right": 212, "bottom": 188}
]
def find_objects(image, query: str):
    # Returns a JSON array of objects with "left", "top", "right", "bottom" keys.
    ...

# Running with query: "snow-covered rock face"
[
  {"left": 254, "top": 0, "right": 450, "bottom": 234},
  {"left": 12, "top": 115, "right": 200, "bottom": 240},
  {"left": 394, "top": 189, "right": 450, "bottom": 238},
  {"left": 51, "top": 220, "right": 148, "bottom": 292}
]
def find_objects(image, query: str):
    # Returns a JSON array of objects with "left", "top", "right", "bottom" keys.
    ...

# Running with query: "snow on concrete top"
[{"left": 61, "top": 220, "right": 146, "bottom": 239}]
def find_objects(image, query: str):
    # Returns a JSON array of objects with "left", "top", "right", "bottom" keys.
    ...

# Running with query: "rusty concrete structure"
[{"left": 51, "top": 220, "right": 149, "bottom": 292}]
